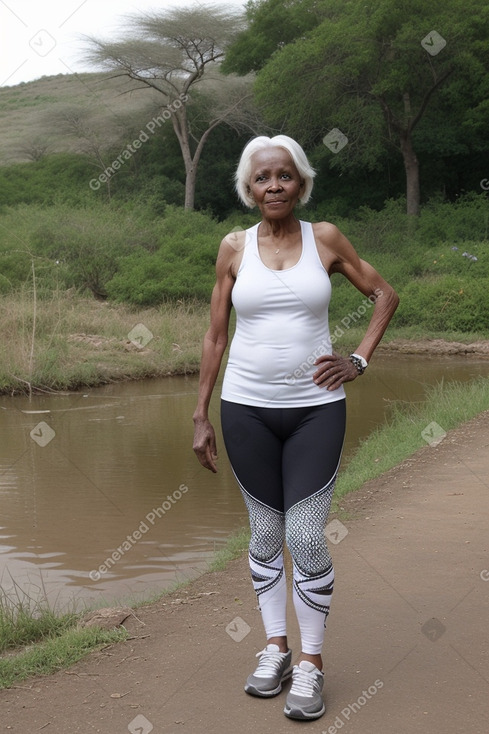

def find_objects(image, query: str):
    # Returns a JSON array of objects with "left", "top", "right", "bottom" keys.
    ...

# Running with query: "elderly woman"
[{"left": 193, "top": 135, "right": 398, "bottom": 721}]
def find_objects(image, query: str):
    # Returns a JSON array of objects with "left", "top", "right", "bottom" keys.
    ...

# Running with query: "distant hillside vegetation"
[{"left": 0, "top": 73, "right": 159, "bottom": 165}]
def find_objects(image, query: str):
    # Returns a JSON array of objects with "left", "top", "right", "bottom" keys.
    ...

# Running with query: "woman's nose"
[{"left": 267, "top": 178, "right": 283, "bottom": 191}]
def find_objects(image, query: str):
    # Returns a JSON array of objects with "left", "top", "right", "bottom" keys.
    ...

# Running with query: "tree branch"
[{"left": 409, "top": 67, "right": 455, "bottom": 131}]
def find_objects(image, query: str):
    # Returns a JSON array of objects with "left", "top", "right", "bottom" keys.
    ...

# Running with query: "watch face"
[
  {"left": 350, "top": 354, "right": 367, "bottom": 374},
  {"left": 352, "top": 354, "right": 367, "bottom": 368}
]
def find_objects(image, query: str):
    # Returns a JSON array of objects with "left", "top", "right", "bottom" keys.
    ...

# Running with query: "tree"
[
  {"left": 43, "top": 104, "right": 129, "bottom": 200},
  {"left": 228, "top": 0, "right": 489, "bottom": 215},
  {"left": 84, "top": 3, "right": 255, "bottom": 210},
  {"left": 15, "top": 136, "right": 52, "bottom": 162},
  {"left": 221, "top": 0, "right": 324, "bottom": 74}
]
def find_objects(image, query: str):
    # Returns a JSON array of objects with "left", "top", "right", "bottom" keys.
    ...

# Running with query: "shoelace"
[
  {"left": 254, "top": 648, "right": 287, "bottom": 676},
  {"left": 289, "top": 667, "right": 321, "bottom": 697}
]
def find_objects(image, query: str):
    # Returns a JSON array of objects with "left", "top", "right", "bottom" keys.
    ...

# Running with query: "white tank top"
[{"left": 221, "top": 220, "right": 346, "bottom": 408}]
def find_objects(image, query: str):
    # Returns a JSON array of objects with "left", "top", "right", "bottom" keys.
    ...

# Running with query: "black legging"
[{"left": 220, "top": 399, "right": 346, "bottom": 514}]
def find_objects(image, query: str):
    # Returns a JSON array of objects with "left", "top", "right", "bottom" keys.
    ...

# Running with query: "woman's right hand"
[{"left": 193, "top": 418, "right": 218, "bottom": 473}]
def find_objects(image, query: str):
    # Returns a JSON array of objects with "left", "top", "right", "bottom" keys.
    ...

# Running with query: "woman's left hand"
[{"left": 313, "top": 353, "right": 359, "bottom": 391}]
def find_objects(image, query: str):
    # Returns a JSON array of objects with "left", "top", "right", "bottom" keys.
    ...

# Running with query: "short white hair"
[{"left": 235, "top": 135, "right": 316, "bottom": 208}]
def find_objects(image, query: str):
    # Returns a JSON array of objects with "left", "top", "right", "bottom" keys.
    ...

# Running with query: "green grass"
[
  {"left": 0, "top": 524, "right": 250, "bottom": 689},
  {"left": 333, "top": 376, "right": 489, "bottom": 506},
  {"left": 0, "top": 577, "right": 126, "bottom": 688},
  {"left": 208, "top": 527, "right": 251, "bottom": 572},
  {"left": 0, "top": 627, "right": 125, "bottom": 689},
  {"left": 0, "top": 525, "right": 251, "bottom": 689}
]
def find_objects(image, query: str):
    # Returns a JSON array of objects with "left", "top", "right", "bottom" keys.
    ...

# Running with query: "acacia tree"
[
  {"left": 84, "top": 3, "right": 254, "bottom": 209},
  {"left": 227, "top": 0, "right": 489, "bottom": 215}
]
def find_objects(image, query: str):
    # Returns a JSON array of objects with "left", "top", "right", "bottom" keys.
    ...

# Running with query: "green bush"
[
  {"left": 106, "top": 206, "right": 224, "bottom": 304},
  {"left": 395, "top": 274, "right": 489, "bottom": 331},
  {"left": 0, "top": 154, "right": 98, "bottom": 208},
  {"left": 0, "top": 192, "right": 487, "bottom": 331}
]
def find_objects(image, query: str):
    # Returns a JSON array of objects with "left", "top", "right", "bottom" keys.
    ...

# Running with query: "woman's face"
[{"left": 248, "top": 147, "right": 304, "bottom": 219}]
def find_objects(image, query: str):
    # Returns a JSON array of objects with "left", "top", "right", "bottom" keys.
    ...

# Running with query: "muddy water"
[{"left": 1, "top": 355, "right": 488, "bottom": 611}]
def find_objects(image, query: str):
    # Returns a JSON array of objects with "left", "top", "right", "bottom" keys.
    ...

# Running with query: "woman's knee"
[
  {"left": 285, "top": 518, "right": 331, "bottom": 576},
  {"left": 243, "top": 491, "right": 285, "bottom": 562}
]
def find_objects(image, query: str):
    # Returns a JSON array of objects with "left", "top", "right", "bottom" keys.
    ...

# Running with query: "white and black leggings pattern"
[{"left": 221, "top": 399, "right": 346, "bottom": 655}]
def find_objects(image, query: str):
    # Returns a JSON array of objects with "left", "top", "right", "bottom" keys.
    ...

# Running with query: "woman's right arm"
[{"left": 192, "top": 239, "right": 236, "bottom": 472}]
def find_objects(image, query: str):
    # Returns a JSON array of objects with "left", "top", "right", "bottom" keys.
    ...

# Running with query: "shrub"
[{"left": 394, "top": 274, "right": 489, "bottom": 331}]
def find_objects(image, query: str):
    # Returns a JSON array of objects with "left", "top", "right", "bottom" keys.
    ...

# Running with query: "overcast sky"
[{"left": 0, "top": 0, "right": 246, "bottom": 87}]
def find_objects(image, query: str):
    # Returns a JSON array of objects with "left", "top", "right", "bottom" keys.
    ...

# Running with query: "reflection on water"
[{"left": 1, "top": 355, "right": 488, "bottom": 609}]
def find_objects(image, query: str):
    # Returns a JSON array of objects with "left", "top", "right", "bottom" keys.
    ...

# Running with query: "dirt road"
[{"left": 2, "top": 412, "right": 489, "bottom": 734}]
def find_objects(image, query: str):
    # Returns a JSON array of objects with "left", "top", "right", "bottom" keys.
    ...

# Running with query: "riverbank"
[
  {"left": 1, "top": 375, "right": 489, "bottom": 691},
  {"left": 2, "top": 408, "right": 488, "bottom": 732},
  {"left": 0, "top": 295, "right": 206, "bottom": 395},
  {"left": 1, "top": 293, "right": 488, "bottom": 396}
]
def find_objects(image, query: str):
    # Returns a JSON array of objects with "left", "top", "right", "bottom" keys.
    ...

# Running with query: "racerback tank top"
[{"left": 221, "top": 220, "right": 346, "bottom": 408}]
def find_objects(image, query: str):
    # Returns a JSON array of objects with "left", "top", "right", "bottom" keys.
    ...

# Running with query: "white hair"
[{"left": 235, "top": 135, "right": 316, "bottom": 208}]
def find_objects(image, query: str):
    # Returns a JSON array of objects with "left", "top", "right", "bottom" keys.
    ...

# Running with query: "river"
[{"left": 1, "top": 353, "right": 488, "bottom": 612}]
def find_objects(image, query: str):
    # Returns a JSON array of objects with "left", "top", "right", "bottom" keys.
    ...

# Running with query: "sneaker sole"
[
  {"left": 244, "top": 668, "right": 293, "bottom": 698},
  {"left": 283, "top": 701, "right": 326, "bottom": 720}
]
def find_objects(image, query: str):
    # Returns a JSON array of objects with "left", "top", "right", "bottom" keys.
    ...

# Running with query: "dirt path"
[{"left": 2, "top": 411, "right": 489, "bottom": 734}]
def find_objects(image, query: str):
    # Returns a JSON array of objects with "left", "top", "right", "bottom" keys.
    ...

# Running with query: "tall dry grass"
[{"left": 0, "top": 291, "right": 210, "bottom": 395}]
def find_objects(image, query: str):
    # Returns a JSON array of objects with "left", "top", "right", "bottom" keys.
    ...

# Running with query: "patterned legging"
[{"left": 221, "top": 399, "right": 346, "bottom": 655}]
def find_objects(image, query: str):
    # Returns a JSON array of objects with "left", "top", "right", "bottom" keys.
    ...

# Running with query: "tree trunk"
[
  {"left": 399, "top": 130, "right": 420, "bottom": 216},
  {"left": 173, "top": 105, "right": 223, "bottom": 210},
  {"left": 184, "top": 166, "right": 196, "bottom": 210}
]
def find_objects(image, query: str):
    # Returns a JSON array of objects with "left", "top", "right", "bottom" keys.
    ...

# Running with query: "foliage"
[
  {"left": 0, "top": 202, "right": 151, "bottom": 299},
  {"left": 321, "top": 194, "right": 489, "bottom": 332},
  {"left": 228, "top": 0, "right": 489, "bottom": 214},
  {"left": 222, "top": 0, "right": 323, "bottom": 74},
  {"left": 0, "top": 177, "right": 488, "bottom": 331},
  {"left": 106, "top": 206, "right": 224, "bottom": 304},
  {"left": 0, "top": 154, "right": 98, "bottom": 207},
  {"left": 0, "top": 291, "right": 209, "bottom": 395}
]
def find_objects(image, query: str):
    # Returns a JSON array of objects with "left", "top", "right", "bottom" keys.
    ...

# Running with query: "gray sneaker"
[
  {"left": 283, "top": 660, "right": 325, "bottom": 720},
  {"left": 244, "top": 643, "right": 292, "bottom": 697}
]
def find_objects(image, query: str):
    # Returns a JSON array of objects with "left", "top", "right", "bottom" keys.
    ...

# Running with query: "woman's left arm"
[{"left": 312, "top": 222, "right": 400, "bottom": 391}]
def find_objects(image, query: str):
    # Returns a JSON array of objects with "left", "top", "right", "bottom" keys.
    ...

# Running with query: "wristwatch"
[{"left": 349, "top": 353, "right": 368, "bottom": 375}]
